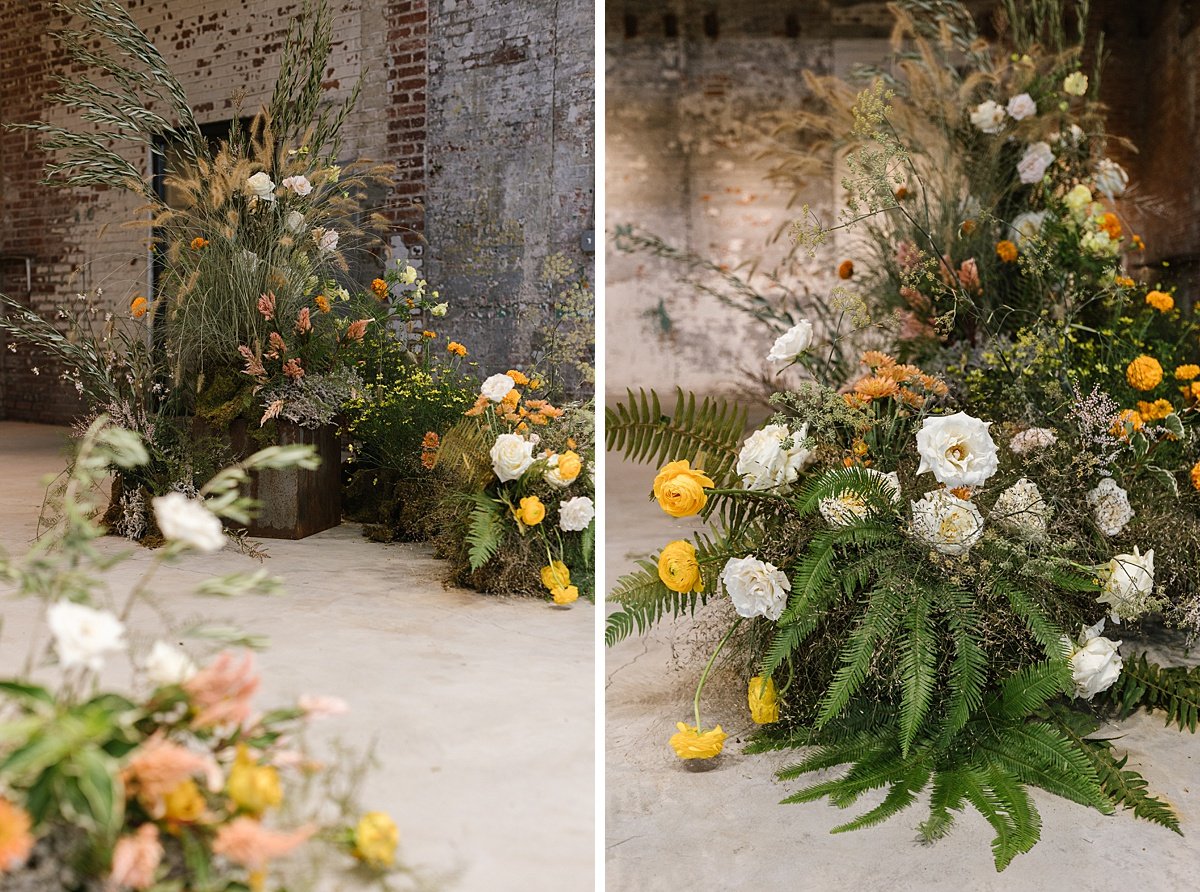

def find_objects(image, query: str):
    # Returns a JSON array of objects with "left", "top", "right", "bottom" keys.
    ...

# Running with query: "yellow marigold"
[
  {"left": 1126, "top": 355, "right": 1163, "bottom": 391},
  {"left": 506, "top": 369, "right": 530, "bottom": 385},
  {"left": 353, "top": 812, "right": 399, "bottom": 869},
  {"left": 657, "top": 540, "right": 704, "bottom": 594},
  {"left": 747, "top": 676, "right": 779, "bottom": 724},
  {"left": 652, "top": 460, "right": 714, "bottom": 518},
  {"left": 1181, "top": 382, "right": 1200, "bottom": 404},
  {"left": 995, "top": 240, "right": 1018, "bottom": 262},
  {"left": 190, "top": 236, "right": 209, "bottom": 251},
  {"left": 837, "top": 260, "right": 854, "bottom": 279},
  {"left": 500, "top": 389, "right": 521, "bottom": 411},
  {"left": 854, "top": 375, "right": 900, "bottom": 399},
  {"left": 1132, "top": 234, "right": 1146, "bottom": 251},
  {"left": 0, "top": 797, "right": 34, "bottom": 872},
  {"left": 130, "top": 296, "right": 149, "bottom": 318},
  {"left": 1191, "top": 461, "right": 1200, "bottom": 491},
  {"left": 1099, "top": 212, "right": 1122, "bottom": 240},
  {"left": 668, "top": 722, "right": 727, "bottom": 760},
  {"left": 447, "top": 341, "right": 467, "bottom": 357},
  {"left": 1176, "top": 364, "right": 1200, "bottom": 380},
  {"left": 371, "top": 278, "right": 389, "bottom": 299},
  {"left": 551, "top": 585, "right": 579, "bottom": 605},
  {"left": 314, "top": 294, "right": 331, "bottom": 313},
  {"left": 1136, "top": 399, "right": 1174, "bottom": 422},
  {"left": 541, "top": 561, "right": 571, "bottom": 590},
  {"left": 861, "top": 350, "right": 895, "bottom": 369},
  {"left": 511, "top": 495, "right": 545, "bottom": 527},
  {"left": 1110, "top": 409, "right": 1144, "bottom": 438},
  {"left": 1114, "top": 275, "right": 1134, "bottom": 288},
  {"left": 163, "top": 779, "right": 206, "bottom": 825},
  {"left": 227, "top": 744, "right": 282, "bottom": 816},
  {"left": 1145, "top": 290, "right": 1174, "bottom": 313}
]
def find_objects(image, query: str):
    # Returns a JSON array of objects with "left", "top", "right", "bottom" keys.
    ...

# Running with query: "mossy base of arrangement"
[{"left": 342, "top": 466, "right": 443, "bottom": 543}]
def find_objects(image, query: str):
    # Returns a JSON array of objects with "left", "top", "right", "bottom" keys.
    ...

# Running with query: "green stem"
[{"left": 693, "top": 617, "right": 743, "bottom": 731}]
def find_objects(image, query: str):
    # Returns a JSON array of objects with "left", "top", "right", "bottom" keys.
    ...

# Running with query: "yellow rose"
[
  {"left": 551, "top": 585, "right": 579, "bottom": 605},
  {"left": 556, "top": 450, "right": 583, "bottom": 483},
  {"left": 1126, "top": 355, "right": 1163, "bottom": 392},
  {"left": 163, "top": 779, "right": 206, "bottom": 824},
  {"left": 747, "top": 676, "right": 780, "bottom": 724},
  {"left": 657, "top": 540, "right": 704, "bottom": 593},
  {"left": 668, "top": 722, "right": 727, "bottom": 760},
  {"left": 652, "top": 460, "right": 715, "bottom": 518},
  {"left": 354, "top": 811, "right": 399, "bottom": 869},
  {"left": 511, "top": 495, "right": 545, "bottom": 527},
  {"left": 541, "top": 561, "right": 571, "bottom": 590},
  {"left": 227, "top": 744, "right": 282, "bottom": 815}
]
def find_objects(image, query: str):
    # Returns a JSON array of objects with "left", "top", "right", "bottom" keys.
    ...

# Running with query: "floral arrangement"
[
  {"left": 607, "top": 0, "right": 1200, "bottom": 871},
  {"left": 0, "top": 420, "right": 409, "bottom": 889},
  {"left": 429, "top": 370, "right": 595, "bottom": 603}
]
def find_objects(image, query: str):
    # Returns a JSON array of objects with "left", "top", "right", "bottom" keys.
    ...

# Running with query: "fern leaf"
[
  {"left": 465, "top": 496, "right": 503, "bottom": 571},
  {"left": 1100, "top": 652, "right": 1200, "bottom": 732},
  {"left": 815, "top": 586, "right": 905, "bottom": 729},
  {"left": 994, "top": 580, "right": 1068, "bottom": 662},
  {"left": 898, "top": 588, "right": 937, "bottom": 756}
]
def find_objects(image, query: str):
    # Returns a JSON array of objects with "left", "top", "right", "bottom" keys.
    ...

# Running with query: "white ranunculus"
[
  {"left": 284, "top": 210, "right": 306, "bottom": 232},
  {"left": 1087, "top": 477, "right": 1134, "bottom": 537},
  {"left": 1093, "top": 158, "right": 1129, "bottom": 199},
  {"left": 1097, "top": 547, "right": 1155, "bottom": 623},
  {"left": 246, "top": 171, "right": 276, "bottom": 202},
  {"left": 969, "top": 100, "right": 1007, "bottom": 134},
  {"left": 721, "top": 556, "right": 791, "bottom": 621},
  {"left": 1063, "top": 72, "right": 1089, "bottom": 96},
  {"left": 819, "top": 469, "right": 901, "bottom": 528},
  {"left": 1063, "top": 183, "right": 1093, "bottom": 215},
  {"left": 399, "top": 265, "right": 419, "bottom": 285},
  {"left": 1006, "top": 93, "right": 1037, "bottom": 121},
  {"left": 281, "top": 175, "right": 313, "bottom": 196},
  {"left": 430, "top": 302, "right": 448, "bottom": 317},
  {"left": 1081, "top": 229, "right": 1118, "bottom": 256},
  {"left": 915, "top": 412, "right": 999, "bottom": 488},
  {"left": 558, "top": 496, "right": 594, "bottom": 532},
  {"left": 767, "top": 320, "right": 814, "bottom": 363},
  {"left": 489, "top": 433, "right": 534, "bottom": 482},
  {"left": 1009, "top": 427, "right": 1057, "bottom": 455},
  {"left": 313, "top": 228, "right": 339, "bottom": 253},
  {"left": 1010, "top": 211, "right": 1048, "bottom": 248},
  {"left": 47, "top": 601, "right": 127, "bottom": 673},
  {"left": 910, "top": 490, "right": 985, "bottom": 556},
  {"left": 736, "top": 423, "right": 814, "bottom": 492},
  {"left": 991, "top": 477, "right": 1051, "bottom": 536},
  {"left": 1066, "top": 619, "right": 1122, "bottom": 700},
  {"left": 480, "top": 373, "right": 516, "bottom": 403},
  {"left": 152, "top": 492, "right": 225, "bottom": 552},
  {"left": 144, "top": 640, "right": 197, "bottom": 687},
  {"left": 1017, "top": 141, "right": 1055, "bottom": 184}
]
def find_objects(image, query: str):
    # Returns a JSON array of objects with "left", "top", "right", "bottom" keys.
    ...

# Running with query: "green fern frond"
[
  {"left": 815, "top": 585, "right": 906, "bottom": 729},
  {"left": 898, "top": 588, "right": 937, "bottom": 756},
  {"left": 1099, "top": 652, "right": 1200, "bottom": 732},
  {"left": 465, "top": 495, "right": 503, "bottom": 571},
  {"left": 994, "top": 580, "right": 1069, "bottom": 662}
]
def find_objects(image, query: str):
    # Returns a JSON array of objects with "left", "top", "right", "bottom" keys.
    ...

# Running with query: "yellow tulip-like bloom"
[
  {"left": 353, "top": 811, "right": 399, "bottom": 869},
  {"left": 995, "top": 240, "right": 1017, "bottom": 262},
  {"left": 130, "top": 296, "right": 149, "bottom": 318},
  {"left": 747, "top": 676, "right": 780, "bottom": 724},
  {"left": 551, "top": 585, "right": 579, "bottom": 605},
  {"left": 511, "top": 496, "right": 545, "bottom": 527},
  {"left": 541, "top": 561, "right": 571, "bottom": 590},
  {"left": 652, "top": 460, "right": 715, "bottom": 518},
  {"left": 1145, "top": 290, "right": 1174, "bottom": 313},
  {"left": 669, "top": 722, "right": 727, "bottom": 760},
  {"left": 556, "top": 450, "right": 583, "bottom": 483},
  {"left": 1136, "top": 399, "right": 1174, "bottom": 422},
  {"left": 1192, "top": 462, "right": 1200, "bottom": 492},
  {"left": 163, "top": 779, "right": 206, "bottom": 824},
  {"left": 227, "top": 744, "right": 282, "bottom": 816},
  {"left": 657, "top": 540, "right": 704, "bottom": 593},
  {"left": 1175, "top": 364, "right": 1200, "bottom": 381},
  {"left": 1126, "top": 356, "right": 1163, "bottom": 392}
]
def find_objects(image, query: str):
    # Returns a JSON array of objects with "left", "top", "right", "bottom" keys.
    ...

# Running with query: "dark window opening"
[
  {"left": 703, "top": 11, "right": 718, "bottom": 39},
  {"left": 624, "top": 13, "right": 638, "bottom": 38},
  {"left": 664, "top": 13, "right": 678, "bottom": 38}
]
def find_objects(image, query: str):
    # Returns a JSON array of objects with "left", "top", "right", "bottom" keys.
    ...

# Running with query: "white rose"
[
  {"left": 1017, "top": 142, "right": 1055, "bottom": 184},
  {"left": 47, "top": 601, "right": 127, "bottom": 673},
  {"left": 480, "top": 373, "right": 516, "bottom": 403},
  {"left": 767, "top": 320, "right": 814, "bottom": 363},
  {"left": 910, "top": 490, "right": 985, "bottom": 556},
  {"left": 284, "top": 210, "right": 306, "bottom": 232},
  {"left": 1006, "top": 93, "right": 1037, "bottom": 121},
  {"left": 281, "top": 175, "right": 313, "bottom": 196},
  {"left": 1010, "top": 211, "right": 1048, "bottom": 248},
  {"left": 819, "top": 469, "right": 901, "bottom": 527},
  {"left": 1063, "top": 72, "right": 1089, "bottom": 96},
  {"left": 915, "top": 412, "right": 999, "bottom": 488},
  {"left": 1009, "top": 427, "right": 1057, "bottom": 454},
  {"left": 246, "top": 171, "right": 276, "bottom": 202},
  {"left": 991, "top": 477, "right": 1051, "bottom": 536},
  {"left": 1087, "top": 477, "right": 1134, "bottom": 537},
  {"left": 144, "top": 640, "right": 197, "bottom": 687},
  {"left": 1093, "top": 159, "right": 1129, "bottom": 200},
  {"left": 152, "top": 492, "right": 225, "bottom": 552},
  {"left": 313, "top": 228, "right": 339, "bottom": 253},
  {"left": 720, "top": 556, "right": 790, "bottom": 621},
  {"left": 559, "top": 496, "right": 594, "bottom": 532},
  {"left": 969, "top": 100, "right": 1007, "bottom": 134},
  {"left": 430, "top": 302, "right": 448, "bottom": 317},
  {"left": 1066, "top": 619, "right": 1122, "bottom": 700},
  {"left": 736, "top": 423, "right": 814, "bottom": 491},
  {"left": 1063, "top": 184, "right": 1093, "bottom": 215},
  {"left": 489, "top": 433, "right": 534, "bottom": 482},
  {"left": 1097, "top": 547, "right": 1154, "bottom": 623}
]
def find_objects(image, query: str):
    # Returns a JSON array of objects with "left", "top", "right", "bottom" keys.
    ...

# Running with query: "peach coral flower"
[
  {"left": 294, "top": 308, "right": 312, "bottom": 334},
  {"left": 185, "top": 650, "right": 260, "bottom": 729},
  {"left": 212, "top": 817, "right": 314, "bottom": 872},
  {"left": 860, "top": 350, "right": 895, "bottom": 369},
  {"left": 282, "top": 358, "right": 305, "bottom": 380},
  {"left": 257, "top": 292, "right": 276, "bottom": 321},
  {"left": 0, "top": 797, "right": 34, "bottom": 871},
  {"left": 344, "top": 319, "right": 371, "bottom": 342},
  {"left": 110, "top": 823, "right": 163, "bottom": 890},
  {"left": 122, "top": 734, "right": 220, "bottom": 817},
  {"left": 854, "top": 375, "right": 900, "bottom": 399}
]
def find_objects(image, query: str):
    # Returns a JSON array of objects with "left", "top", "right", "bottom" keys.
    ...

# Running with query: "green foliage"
[
  {"left": 1099, "top": 652, "right": 1200, "bottom": 732},
  {"left": 465, "top": 494, "right": 504, "bottom": 572}
]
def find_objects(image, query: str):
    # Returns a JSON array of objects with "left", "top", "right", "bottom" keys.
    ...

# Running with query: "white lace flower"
[
  {"left": 1097, "top": 547, "right": 1154, "bottom": 623},
  {"left": 152, "top": 492, "right": 225, "bottom": 552},
  {"left": 818, "top": 469, "right": 901, "bottom": 527},
  {"left": 1087, "top": 477, "right": 1133, "bottom": 536},
  {"left": 489, "top": 433, "right": 534, "bottom": 482},
  {"left": 47, "top": 601, "right": 127, "bottom": 672},
  {"left": 1065, "top": 619, "right": 1122, "bottom": 700},
  {"left": 246, "top": 171, "right": 276, "bottom": 202},
  {"left": 480, "top": 373, "right": 515, "bottom": 402},
  {"left": 969, "top": 100, "right": 1007, "bottom": 134},
  {"left": 144, "top": 641, "right": 197, "bottom": 687},
  {"left": 1093, "top": 159, "right": 1129, "bottom": 199},
  {"left": 1063, "top": 72, "right": 1089, "bottom": 96},
  {"left": 767, "top": 320, "right": 814, "bottom": 363},
  {"left": 1017, "top": 142, "right": 1055, "bottom": 184},
  {"left": 991, "top": 477, "right": 1051, "bottom": 536},
  {"left": 915, "top": 412, "right": 999, "bottom": 488},
  {"left": 558, "top": 496, "right": 594, "bottom": 532},
  {"left": 910, "top": 490, "right": 985, "bottom": 556},
  {"left": 1009, "top": 427, "right": 1057, "bottom": 454},
  {"left": 721, "top": 556, "right": 790, "bottom": 621},
  {"left": 736, "top": 423, "right": 814, "bottom": 491},
  {"left": 1006, "top": 93, "right": 1037, "bottom": 120}
]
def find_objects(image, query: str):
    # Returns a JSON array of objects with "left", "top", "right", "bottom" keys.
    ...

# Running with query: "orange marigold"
[
  {"left": 1175, "top": 364, "right": 1200, "bottom": 381},
  {"left": 371, "top": 278, "right": 389, "bottom": 299},
  {"left": 189, "top": 236, "right": 209, "bottom": 251},
  {"left": 894, "top": 186, "right": 909, "bottom": 200},
  {"left": 506, "top": 369, "right": 530, "bottom": 385},
  {"left": 447, "top": 341, "right": 467, "bottom": 357},
  {"left": 959, "top": 219, "right": 977, "bottom": 236},
  {"left": 1126, "top": 355, "right": 1163, "bottom": 391},
  {"left": 1132, "top": 234, "right": 1146, "bottom": 251},
  {"left": 1114, "top": 275, "right": 1134, "bottom": 288},
  {"left": 0, "top": 797, "right": 34, "bottom": 872},
  {"left": 1136, "top": 398, "right": 1174, "bottom": 422},
  {"left": 1110, "top": 409, "right": 1144, "bottom": 438},
  {"left": 879, "top": 363, "right": 922, "bottom": 383},
  {"left": 854, "top": 375, "right": 900, "bottom": 399},
  {"left": 1099, "top": 212, "right": 1122, "bottom": 240},
  {"left": 837, "top": 260, "right": 854, "bottom": 279},
  {"left": 1191, "top": 461, "right": 1200, "bottom": 491},
  {"left": 421, "top": 330, "right": 436, "bottom": 339},
  {"left": 995, "top": 240, "right": 1018, "bottom": 263},
  {"left": 314, "top": 294, "right": 331, "bottom": 313},
  {"left": 843, "top": 392, "right": 871, "bottom": 409},
  {"left": 130, "top": 296, "right": 149, "bottom": 318},
  {"left": 1145, "top": 290, "right": 1174, "bottom": 313}
]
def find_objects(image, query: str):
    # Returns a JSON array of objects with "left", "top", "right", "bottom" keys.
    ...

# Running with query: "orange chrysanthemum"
[
  {"left": 860, "top": 350, "right": 896, "bottom": 369},
  {"left": 854, "top": 375, "right": 900, "bottom": 399},
  {"left": 1145, "top": 290, "right": 1174, "bottom": 313},
  {"left": 1175, "top": 364, "right": 1200, "bottom": 381},
  {"left": 314, "top": 294, "right": 331, "bottom": 313},
  {"left": 878, "top": 363, "right": 922, "bottom": 383},
  {"left": 189, "top": 236, "right": 209, "bottom": 251},
  {"left": 1191, "top": 461, "right": 1200, "bottom": 491},
  {"left": 1136, "top": 399, "right": 1174, "bottom": 422},
  {"left": 130, "top": 296, "right": 149, "bottom": 318},
  {"left": 995, "top": 240, "right": 1018, "bottom": 263}
]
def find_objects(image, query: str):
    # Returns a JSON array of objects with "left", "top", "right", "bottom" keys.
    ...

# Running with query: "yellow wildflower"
[
  {"left": 1114, "top": 275, "right": 1134, "bottom": 288},
  {"left": 669, "top": 723, "right": 727, "bottom": 760},
  {"left": 190, "top": 236, "right": 209, "bottom": 251},
  {"left": 1110, "top": 409, "right": 1144, "bottom": 439},
  {"left": 353, "top": 812, "right": 399, "bottom": 869},
  {"left": 314, "top": 294, "right": 331, "bottom": 313},
  {"left": 1191, "top": 461, "right": 1200, "bottom": 491},
  {"left": 1136, "top": 399, "right": 1174, "bottom": 422}
]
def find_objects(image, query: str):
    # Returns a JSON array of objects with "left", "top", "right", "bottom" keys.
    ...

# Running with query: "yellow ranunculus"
[
  {"left": 512, "top": 495, "right": 545, "bottom": 527},
  {"left": 556, "top": 450, "right": 583, "bottom": 483},
  {"left": 652, "top": 460, "right": 715, "bottom": 518},
  {"left": 747, "top": 676, "right": 780, "bottom": 724},
  {"left": 227, "top": 744, "right": 282, "bottom": 815},
  {"left": 657, "top": 540, "right": 704, "bottom": 593},
  {"left": 541, "top": 561, "right": 571, "bottom": 590},
  {"left": 1126, "top": 355, "right": 1163, "bottom": 392},
  {"left": 668, "top": 722, "right": 727, "bottom": 760},
  {"left": 354, "top": 811, "right": 399, "bottom": 869},
  {"left": 163, "top": 779, "right": 206, "bottom": 824},
  {"left": 551, "top": 585, "right": 579, "bottom": 605}
]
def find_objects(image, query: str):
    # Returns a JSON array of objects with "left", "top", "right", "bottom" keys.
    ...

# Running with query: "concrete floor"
[
  {"left": 605, "top": 453, "right": 1200, "bottom": 891},
  {"left": 0, "top": 422, "right": 595, "bottom": 891}
]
